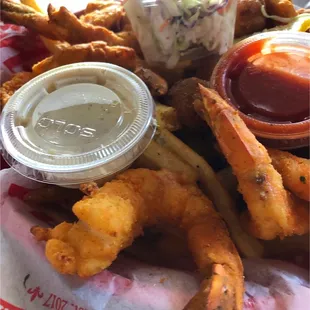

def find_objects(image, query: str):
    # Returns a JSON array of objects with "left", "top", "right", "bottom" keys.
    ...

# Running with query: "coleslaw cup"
[{"left": 124, "top": 0, "right": 238, "bottom": 69}]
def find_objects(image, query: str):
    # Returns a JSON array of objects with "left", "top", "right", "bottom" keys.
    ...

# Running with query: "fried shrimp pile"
[
  {"left": 196, "top": 87, "right": 309, "bottom": 240},
  {"left": 31, "top": 169, "right": 244, "bottom": 310}
]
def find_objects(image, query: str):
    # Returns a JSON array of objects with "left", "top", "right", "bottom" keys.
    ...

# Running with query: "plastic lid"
[{"left": 0, "top": 63, "right": 155, "bottom": 186}]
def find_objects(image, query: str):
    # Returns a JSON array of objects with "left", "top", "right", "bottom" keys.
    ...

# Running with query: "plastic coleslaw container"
[
  {"left": 124, "top": 0, "right": 238, "bottom": 69},
  {"left": 0, "top": 62, "right": 156, "bottom": 187}
]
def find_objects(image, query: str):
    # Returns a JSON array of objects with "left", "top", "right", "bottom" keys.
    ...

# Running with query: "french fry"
[
  {"left": 156, "top": 103, "right": 182, "bottom": 132},
  {"left": 134, "top": 67, "right": 168, "bottom": 97},
  {"left": 134, "top": 140, "right": 198, "bottom": 183},
  {"left": 154, "top": 129, "right": 264, "bottom": 258}
]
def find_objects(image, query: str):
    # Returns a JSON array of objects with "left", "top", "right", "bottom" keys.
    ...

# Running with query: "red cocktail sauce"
[
  {"left": 212, "top": 32, "right": 310, "bottom": 149},
  {"left": 226, "top": 40, "right": 309, "bottom": 123}
]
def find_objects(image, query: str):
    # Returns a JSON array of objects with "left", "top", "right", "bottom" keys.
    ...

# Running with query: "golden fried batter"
[
  {"left": 1, "top": 1, "right": 139, "bottom": 51},
  {"left": 235, "top": 0, "right": 266, "bottom": 38},
  {"left": 134, "top": 67, "right": 168, "bottom": 97},
  {"left": 0, "top": 72, "right": 33, "bottom": 108},
  {"left": 47, "top": 5, "right": 137, "bottom": 47},
  {"left": 32, "top": 41, "right": 137, "bottom": 75},
  {"left": 196, "top": 87, "right": 309, "bottom": 240},
  {"left": 32, "top": 169, "right": 244, "bottom": 310},
  {"left": 168, "top": 78, "right": 209, "bottom": 129},
  {"left": 1, "top": 1, "right": 69, "bottom": 41},
  {"left": 80, "top": 1, "right": 129, "bottom": 31},
  {"left": 268, "top": 148, "right": 310, "bottom": 201},
  {"left": 265, "top": 0, "right": 298, "bottom": 17}
]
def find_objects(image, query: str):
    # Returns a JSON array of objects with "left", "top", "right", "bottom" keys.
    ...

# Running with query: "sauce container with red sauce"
[{"left": 211, "top": 31, "right": 310, "bottom": 149}]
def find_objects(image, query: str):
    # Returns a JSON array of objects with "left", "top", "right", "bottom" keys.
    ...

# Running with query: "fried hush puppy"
[{"left": 168, "top": 78, "right": 210, "bottom": 129}]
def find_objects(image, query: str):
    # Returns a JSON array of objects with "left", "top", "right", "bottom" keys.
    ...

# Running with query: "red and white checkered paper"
[
  {"left": 0, "top": 20, "right": 310, "bottom": 310},
  {"left": 1, "top": 169, "right": 310, "bottom": 310},
  {"left": 0, "top": 22, "right": 50, "bottom": 82}
]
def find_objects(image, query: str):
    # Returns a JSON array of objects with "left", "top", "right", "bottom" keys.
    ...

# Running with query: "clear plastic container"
[
  {"left": 123, "top": 0, "right": 238, "bottom": 69},
  {"left": 0, "top": 63, "right": 156, "bottom": 187},
  {"left": 211, "top": 31, "right": 310, "bottom": 149}
]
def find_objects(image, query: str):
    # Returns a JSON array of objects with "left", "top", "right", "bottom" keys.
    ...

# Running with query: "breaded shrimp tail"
[
  {"left": 31, "top": 169, "right": 244, "bottom": 310},
  {"left": 196, "top": 86, "right": 309, "bottom": 240},
  {"left": 268, "top": 148, "right": 310, "bottom": 201}
]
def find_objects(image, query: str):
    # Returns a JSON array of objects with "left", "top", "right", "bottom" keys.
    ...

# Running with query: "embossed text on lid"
[{"left": 0, "top": 63, "right": 155, "bottom": 185}]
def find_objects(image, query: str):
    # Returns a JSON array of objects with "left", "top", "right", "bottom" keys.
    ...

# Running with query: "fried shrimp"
[
  {"left": 196, "top": 87, "right": 309, "bottom": 240},
  {"left": 1, "top": 1, "right": 69, "bottom": 42},
  {"left": 80, "top": 1, "right": 129, "bottom": 31},
  {"left": 32, "top": 41, "right": 137, "bottom": 75},
  {"left": 268, "top": 148, "right": 310, "bottom": 201},
  {"left": 0, "top": 72, "right": 34, "bottom": 108},
  {"left": 1, "top": 44, "right": 167, "bottom": 106},
  {"left": 31, "top": 169, "right": 244, "bottom": 310},
  {"left": 46, "top": 5, "right": 138, "bottom": 48},
  {"left": 1, "top": 1, "right": 139, "bottom": 50}
]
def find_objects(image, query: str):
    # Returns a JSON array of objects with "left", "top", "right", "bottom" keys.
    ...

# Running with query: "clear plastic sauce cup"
[
  {"left": 124, "top": 0, "right": 238, "bottom": 69},
  {"left": 0, "top": 63, "right": 156, "bottom": 187},
  {"left": 211, "top": 31, "right": 310, "bottom": 149}
]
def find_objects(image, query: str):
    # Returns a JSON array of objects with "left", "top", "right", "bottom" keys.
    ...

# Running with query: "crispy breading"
[
  {"left": 235, "top": 0, "right": 266, "bottom": 38},
  {"left": 1, "top": 1, "right": 69, "bottom": 41},
  {"left": 80, "top": 1, "right": 129, "bottom": 31},
  {"left": 168, "top": 78, "right": 209, "bottom": 129},
  {"left": 32, "top": 41, "right": 137, "bottom": 75},
  {"left": 32, "top": 168, "right": 244, "bottom": 310},
  {"left": 1, "top": 1, "right": 139, "bottom": 51},
  {"left": 265, "top": 0, "right": 297, "bottom": 17},
  {"left": 0, "top": 72, "right": 33, "bottom": 108},
  {"left": 46, "top": 5, "right": 138, "bottom": 48},
  {"left": 268, "top": 149, "right": 310, "bottom": 201},
  {"left": 197, "top": 87, "right": 309, "bottom": 240},
  {"left": 134, "top": 67, "right": 168, "bottom": 97}
]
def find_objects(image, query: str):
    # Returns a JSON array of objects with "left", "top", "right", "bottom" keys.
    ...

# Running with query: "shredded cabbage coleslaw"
[{"left": 124, "top": 0, "right": 238, "bottom": 68}]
